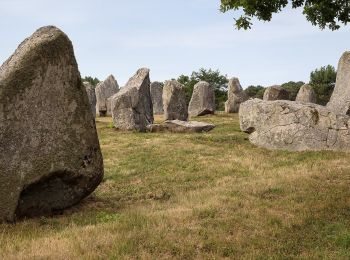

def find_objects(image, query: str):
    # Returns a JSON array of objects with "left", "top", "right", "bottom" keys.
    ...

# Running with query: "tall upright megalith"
[
  {"left": 84, "top": 81, "right": 97, "bottom": 118},
  {"left": 327, "top": 51, "right": 350, "bottom": 115},
  {"left": 111, "top": 68, "right": 154, "bottom": 131},
  {"left": 225, "top": 77, "right": 247, "bottom": 113},
  {"left": 188, "top": 81, "right": 215, "bottom": 116},
  {"left": 0, "top": 26, "right": 104, "bottom": 222},
  {"left": 95, "top": 75, "right": 119, "bottom": 116},
  {"left": 150, "top": 81, "right": 164, "bottom": 115},
  {"left": 163, "top": 80, "right": 188, "bottom": 121}
]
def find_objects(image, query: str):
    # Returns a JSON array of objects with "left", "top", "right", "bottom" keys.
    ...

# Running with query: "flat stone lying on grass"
[
  {"left": 111, "top": 68, "right": 153, "bottom": 131},
  {"left": 163, "top": 80, "right": 188, "bottom": 121},
  {"left": 327, "top": 51, "right": 350, "bottom": 115},
  {"left": 188, "top": 81, "right": 215, "bottom": 116},
  {"left": 95, "top": 74, "right": 119, "bottom": 116},
  {"left": 295, "top": 84, "right": 316, "bottom": 103},
  {"left": 0, "top": 26, "right": 104, "bottom": 222},
  {"left": 240, "top": 99, "right": 350, "bottom": 151},
  {"left": 225, "top": 77, "right": 248, "bottom": 113},
  {"left": 148, "top": 120, "right": 215, "bottom": 133},
  {"left": 263, "top": 85, "right": 289, "bottom": 101},
  {"left": 84, "top": 81, "right": 97, "bottom": 118},
  {"left": 150, "top": 81, "right": 164, "bottom": 115}
]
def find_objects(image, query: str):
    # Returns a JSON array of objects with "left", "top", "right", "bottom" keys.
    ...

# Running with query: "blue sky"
[{"left": 1, "top": 0, "right": 349, "bottom": 88}]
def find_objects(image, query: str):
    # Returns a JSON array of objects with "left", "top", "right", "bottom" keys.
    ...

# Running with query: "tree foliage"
[
  {"left": 220, "top": 0, "right": 350, "bottom": 30},
  {"left": 244, "top": 85, "right": 265, "bottom": 99},
  {"left": 281, "top": 81, "right": 305, "bottom": 101},
  {"left": 309, "top": 65, "right": 337, "bottom": 105},
  {"left": 82, "top": 76, "right": 100, "bottom": 87},
  {"left": 177, "top": 68, "right": 229, "bottom": 110}
]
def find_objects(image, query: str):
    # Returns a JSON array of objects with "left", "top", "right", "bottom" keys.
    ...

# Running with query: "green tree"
[
  {"left": 281, "top": 81, "right": 305, "bottom": 101},
  {"left": 82, "top": 76, "right": 100, "bottom": 87},
  {"left": 309, "top": 65, "right": 336, "bottom": 105},
  {"left": 220, "top": 0, "right": 350, "bottom": 30},
  {"left": 244, "top": 85, "right": 265, "bottom": 99},
  {"left": 177, "top": 68, "right": 229, "bottom": 110}
]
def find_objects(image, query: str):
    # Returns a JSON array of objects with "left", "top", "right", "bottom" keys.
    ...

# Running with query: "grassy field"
[{"left": 1, "top": 114, "right": 350, "bottom": 259}]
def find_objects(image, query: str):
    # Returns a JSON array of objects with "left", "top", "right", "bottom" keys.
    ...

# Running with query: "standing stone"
[
  {"left": 296, "top": 84, "right": 316, "bottom": 103},
  {"left": 225, "top": 77, "right": 248, "bottom": 113},
  {"left": 0, "top": 26, "right": 104, "bottom": 222},
  {"left": 150, "top": 81, "right": 164, "bottom": 115},
  {"left": 84, "top": 81, "right": 97, "bottom": 118},
  {"left": 263, "top": 85, "right": 289, "bottom": 101},
  {"left": 327, "top": 51, "right": 350, "bottom": 115},
  {"left": 188, "top": 81, "right": 215, "bottom": 116},
  {"left": 95, "top": 75, "right": 119, "bottom": 116},
  {"left": 163, "top": 80, "right": 188, "bottom": 121},
  {"left": 111, "top": 68, "right": 153, "bottom": 131}
]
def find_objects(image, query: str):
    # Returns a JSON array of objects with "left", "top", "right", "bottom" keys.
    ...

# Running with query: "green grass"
[{"left": 1, "top": 114, "right": 350, "bottom": 259}]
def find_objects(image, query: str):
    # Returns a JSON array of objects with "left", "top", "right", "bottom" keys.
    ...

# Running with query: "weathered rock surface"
[
  {"left": 263, "top": 85, "right": 289, "bottom": 101},
  {"left": 163, "top": 80, "right": 188, "bottom": 121},
  {"left": 295, "top": 84, "right": 316, "bottom": 103},
  {"left": 225, "top": 77, "right": 248, "bottom": 113},
  {"left": 327, "top": 51, "right": 350, "bottom": 115},
  {"left": 0, "top": 26, "right": 104, "bottom": 222},
  {"left": 150, "top": 81, "right": 163, "bottom": 115},
  {"left": 148, "top": 120, "right": 215, "bottom": 133},
  {"left": 240, "top": 99, "right": 350, "bottom": 151},
  {"left": 95, "top": 75, "right": 119, "bottom": 116},
  {"left": 84, "top": 81, "right": 97, "bottom": 118},
  {"left": 188, "top": 81, "right": 215, "bottom": 116},
  {"left": 110, "top": 68, "right": 153, "bottom": 131}
]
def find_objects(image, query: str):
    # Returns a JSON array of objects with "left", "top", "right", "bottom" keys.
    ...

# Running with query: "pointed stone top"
[
  {"left": 124, "top": 68, "right": 150, "bottom": 89},
  {"left": 327, "top": 51, "right": 350, "bottom": 114},
  {"left": 164, "top": 80, "right": 184, "bottom": 90},
  {"left": 1, "top": 25, "right": 73, "bottom": 81},
  {"left": 228, "top": 77, "right": 243, "bottom": 93}
]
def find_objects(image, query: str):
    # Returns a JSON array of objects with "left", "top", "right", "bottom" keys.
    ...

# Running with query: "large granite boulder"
[
  {"left": 327, "top": 51, "right": 350, "bottom": 115},
  {"left": 84, "top": 81, "right": 97, "bottom": 118},
  {"left": 0, "top": 26, "right": 104, "bottom": 222},
  {"left": 188, "top": 81, "right": 215, "bottom": 116},
  {"left": 148, "top": 120, "right": 215, "bottom": 133},
  {"left": 295, "top": 84, "right": 316, "bottom": 103},
  {"left": 110, "top": 68, "right": 153, "bottom": 131},
  {"left": 240, "top": 99, "right": 350, "bottom": 151},
  {"left": 150, "top": 81, "right": 163, "bottom": 115},
  {"left": 225, "top": 77, "right": 248, "bottom": 113},
  {"left": 263, "top": 85, "right": 289, "bottom": 101},
  {"left": 163, "top": 80, "right": 188, "bottom": 121},
  {"left": 95, "top": 75, "right": 119, "bottom": 116}
]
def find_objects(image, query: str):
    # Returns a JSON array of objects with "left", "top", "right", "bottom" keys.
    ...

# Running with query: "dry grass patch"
[{"left": 1, "top": 114, "right": 350, "bottom": 259}]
